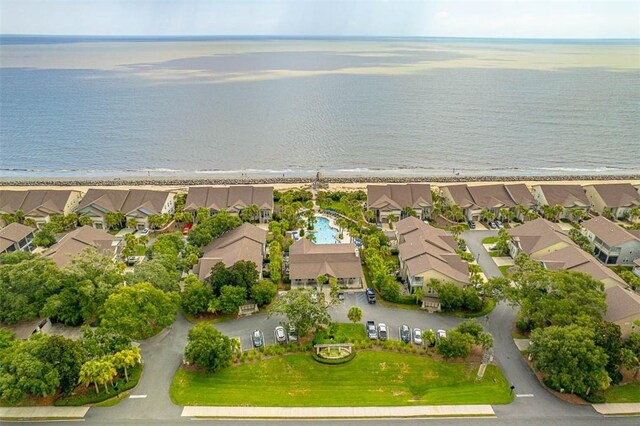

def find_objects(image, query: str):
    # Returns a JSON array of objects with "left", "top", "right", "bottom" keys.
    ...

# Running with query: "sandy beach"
[{"left": 1, "top": 176, "right": 638, "bottom": 194}]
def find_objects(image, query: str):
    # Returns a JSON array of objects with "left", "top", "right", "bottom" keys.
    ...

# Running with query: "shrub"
[{"left": 311, "top": 351, "right": 356, "bottom": 365}]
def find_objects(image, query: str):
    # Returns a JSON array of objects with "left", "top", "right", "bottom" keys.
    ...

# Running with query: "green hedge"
[
  {"left": 55, "top": 363, "right": 143, "bottom": 406},
  {"left": 311, "top": 351, "right": 356, "bottom": 365}
]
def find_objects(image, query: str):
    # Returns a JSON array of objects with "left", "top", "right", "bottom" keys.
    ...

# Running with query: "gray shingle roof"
[
  {"left": 367, "top": 184, "right": 432, "bottom": 210},
  {"left": 582, "top": 216, "right": 640, "bottom": 247},
  {"left": 288, "top": 239, "right": 363, "bottom": 280},
  {"left": 185, "top": 186, "right": 274, "bottom": 212},
  {"left": 0, "top": 190, "right": 78, "bottom": 216},
  {"left": 533, "top": 184, "right": 589, "bottom": 207},
  {"left": 0, "top": 223, "right": 35, "bottom": 252},
  {"left": 586, "top": 183, "right": 640, "bottom": 208}
]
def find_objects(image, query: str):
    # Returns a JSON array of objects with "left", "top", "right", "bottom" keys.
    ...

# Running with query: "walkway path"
[
  {"left": 182, "top": 405, "right": 495, "bottom": 419},
  {"left": 0, "top": 406, "right": 89, "bottom": 420}
]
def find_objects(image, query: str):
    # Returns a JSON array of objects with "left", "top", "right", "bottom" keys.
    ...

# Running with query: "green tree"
[
  {"left": 462, "top": 286, "right": 483, "bottom": 311},
  {"left": 110, "top": 347, "right": 141, "bottom": 383},
  {"left": 387, "top": 214, "right": 398, "bottom": 229},
  {"left": 79, "top": 216, "right": 93, "bottom": 227},
  {"left": 126, "top": 259, "right": 180, "bottom": 292},
  {"left": 456, "top": 319, "right": 484, "bottom": 339},
  {"left": 184, "top": 323, "right": 233, "bottom": 372},
  {"left": 80, "top": 327, "right": 132, "bottom": 360},
  {"left": 0, "top": 339, "right": 61, "bottom": 402},
  {"left": 32, "top": 224, "right": 57, "bottom": 247},
  {"left": 181, "top": 275, "right": 213, "bottom": 316},
  {"left": 403, "top": 206, "right": 417, "bottom": 218},
  {"left": 0, "top": 250, "right": 34, "bottom": 265},
  {"left": 0, "top": 256, "right": 63, "bottom": 323},
  {"left": 126, "top": 217, "right": 138, "bottom": 230},
  {"left": 495, "top": 228, "right": 511, "bottom": 256},
  {"left": 593, "top": 321, "right": 623, "bottom": 384},
  {"left": 436, "top": 282, "right": 464, "bottom": 311},
  {"left": 188, "top": 210, "right": 241, "bottom": 247},
  {"left": 530, "top": 325, "right": 610, "bottom": 396},
  {"left": 101, "top": 282, "right": 179, "bottom": 340},
  {"left": 240, "top": 204, "right": 260, "bottom": 223},
  {"left": 78, "top": 358, "right": 117, "bottom": 395},
  {"left": 268, "top": 288, "right": 331, "bottom": 338},
  {"left": 422, "top": 329, "right": 436, "bottom": 347},
  {"left": 207, "top": 261, "right": 233, "bottom": 296},
  {"left": 621, "top": 348, "right": 639, "bottom": 378},
  {"left": 104, "top": 211, "right": 125, "bottom": 230},
  {"left": 436, "top": 330, "right": 475, "bottom": 359},
  {"left": 347, "top": 306, "right": 363, "bottom": 324},
  {"left": 218, "top": 285, "right": 247, "bottom": 314},
  {"left": 42, "top": 248, "right": 125, "bottom": 325},
  {"left": 33, "top": 334, "right": 87, "bottom": 394},
  {"left": 497, "top": 261, "right": 606, "bottom": 330},
  {"left": 269, "top": 241, "right": 283, "bottom": 283},
  {"left": 569, "top": 229, "right": 593, "bottom": 253},
  {"left": 228, "top": 260, "right": 259, "bottom": 293},
  {"left": 0, "top": 328, "right": 15, "bottom": 350},
  {"left": 477, "top": 331, "right": 494, "bottom": 350},
  {"left": 250, "top": 279, "right": 278, "bottom": 306},
  {"left": 480, "top": 209, "right": 494, "bottom": 224}
]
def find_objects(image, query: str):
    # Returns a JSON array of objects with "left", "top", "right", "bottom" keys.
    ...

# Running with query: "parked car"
[
  {"left": 251, "top": 330, "right": 264, "bottom": 348},
  {"left": 378, "top": 323, "right": 388, "bottom": 341},
  {"left": 400, "top": 324, "right": 410, "bottom": 343},
  {"left": 436, "top": 329, "right": 447, "bottom": 341},
  {"left": 366, "top": 321, "right": 378, "bottom": 340},
  {"left": 274, "top": 326, "right": 287, "bottom": 344},
  {"left": 413, "top": 328, "right": 423, "bottom": 345},
  {"left": 125, "top": 256, "right": 137, "bottom": 266},
  {"left": 287, "top": 324, "right": 298, "bottom": 342},
  {"left": 366, "top": 288, "right": 377, "bottom": 304},
  {"left": 182, "top": 223, "right": 193, "bottom": 235},
  {"left": 495, "top": 220, "right": 503, "bottom": 229},
  {"left": 311, "top": 292, "right": 318, "bottom": 304},
  {"left": 467, "top": 220, "right": 476, "bottom": 229},
  {"left": 338, "top": 291, "right": 345, "bottom": 301},
  {"left": 488, "top": 221, "right": 497, "bottom": 229},
  {"left": 139, "top": 228, "right": 150, "bottom": 236}
]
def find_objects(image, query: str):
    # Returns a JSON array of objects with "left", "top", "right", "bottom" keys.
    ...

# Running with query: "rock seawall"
[{"left": 0, "top": 174, "right": 638, "bottom": 187}]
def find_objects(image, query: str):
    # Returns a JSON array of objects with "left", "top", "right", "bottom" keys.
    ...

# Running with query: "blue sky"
[{"left": 1, "top": 1, "right": 638, "bottom": 38}]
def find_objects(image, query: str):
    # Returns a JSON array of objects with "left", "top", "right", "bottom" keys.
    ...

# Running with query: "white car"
[
  {"left": 139, "top": 228, "right": 150, "bottom": 236},
  {"left": 274, "top": 326, "right": 287, "bottom": 344},
  {"left": 413, "top": 328, "right": 423, "bottom": 345},
  {"left": 437, "top": 329, "right": 447, "bottom": 340}
]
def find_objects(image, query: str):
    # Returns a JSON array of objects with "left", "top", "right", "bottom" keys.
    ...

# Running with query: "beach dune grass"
[{"left": 170, "top": 351, "right": 513, "bottom": 406}]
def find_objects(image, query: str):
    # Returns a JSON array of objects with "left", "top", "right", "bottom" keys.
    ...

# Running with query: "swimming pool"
[{"left": 312, "top": 216, "right": 340, "bottom": 244}]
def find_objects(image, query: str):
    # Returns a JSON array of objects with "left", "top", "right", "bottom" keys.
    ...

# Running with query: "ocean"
[{"left": 0, "top": 36, "right": 639, "bottom": 179}]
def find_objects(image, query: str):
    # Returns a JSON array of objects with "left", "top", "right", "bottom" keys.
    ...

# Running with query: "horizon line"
[{"left": 1, "top": 34, "right": 639, "bottom": 41}]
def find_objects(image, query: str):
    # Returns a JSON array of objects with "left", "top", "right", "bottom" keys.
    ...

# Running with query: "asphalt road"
[{"left": 77, "top": 230, "right": 613, "bottom": 424}]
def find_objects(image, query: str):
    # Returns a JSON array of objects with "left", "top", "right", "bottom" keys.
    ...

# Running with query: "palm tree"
[
  {"left": 450, "top": 224, "right": 465, "bottom": 237},
  {"left": 480, "top": 209, "right": 494, "bottom": 224},
  {"left": 552, "top": 204, "right": 564, "bottom": 222},
  {"left": 540, "top": 205, "right": 554, "bottom": 221},
  {"left": 628, "top": 207, "right": 640, "bottom": 222},
  {"left": 525, "top": 209, "right": 538, "bottom": 221},
  {"left": 126, "top": 217, "right": 138, "bottom": 230},
  {"left": 105, "top": 211, "right": 125, "bottom": 230},
  {"left": 568, "top": 208, "right": 585, "bottom": 223},
  {"left": 387, "top": 214, "right": 398, "bottom": 229},
  {"left": 111, "top": 348, "right": 141, "bottom": 383},
  {"left": 79, "top": 359, "right": 117, "bottom": 395},
  {"left": 306, "top": 232, "right": 316, "bottom": 243}
]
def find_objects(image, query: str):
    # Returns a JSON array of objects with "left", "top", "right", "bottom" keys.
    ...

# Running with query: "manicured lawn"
[
  {"left": 170, "top": 351, "right": 513, "bottom": 406},
  {"left": 482, "top": 237, "right": 498, "bottom": 244},
  {"left": 604, "top": 382, "right": 640, "bottom": 403},
  {"left": 499, "top": 265, "right": 511, "bottom": 277},
  {"left": 313, "top": 323, "right": 366, "bottom": 344}
]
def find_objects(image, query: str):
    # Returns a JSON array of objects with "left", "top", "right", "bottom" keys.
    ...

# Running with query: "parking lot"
[{"left": 221, "top": 290, "right": 465, "bottom": 351}]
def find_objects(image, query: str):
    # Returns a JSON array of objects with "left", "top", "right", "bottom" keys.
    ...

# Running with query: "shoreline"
[
  {"left": 1, "top": 174, "right": 639, "bottom": 187},
  {"left": 0, "top": 174, "right": 639, "bottom": 193}
]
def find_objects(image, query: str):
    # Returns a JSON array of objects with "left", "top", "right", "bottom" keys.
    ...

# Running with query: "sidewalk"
[
  {"left": 0, "top": 406, "right": 90, "bottom": 420},
  {"left": 182, "top": 405, "right": 495, "bottom": 419},
  {"left": 592, "top": 403, "right": 640, "bottom": 416}
]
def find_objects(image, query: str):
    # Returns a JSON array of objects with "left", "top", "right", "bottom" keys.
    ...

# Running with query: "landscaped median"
[{"left": 170, "top": 351, "right": 513, "bottom": 407}]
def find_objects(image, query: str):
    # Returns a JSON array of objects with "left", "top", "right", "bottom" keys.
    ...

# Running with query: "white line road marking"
[
  {"left": 129, "top": 394, "right": 147, "bottom": 399},
  {"left": 516, "top": 394, "right": 535, "bottom": 398}
]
